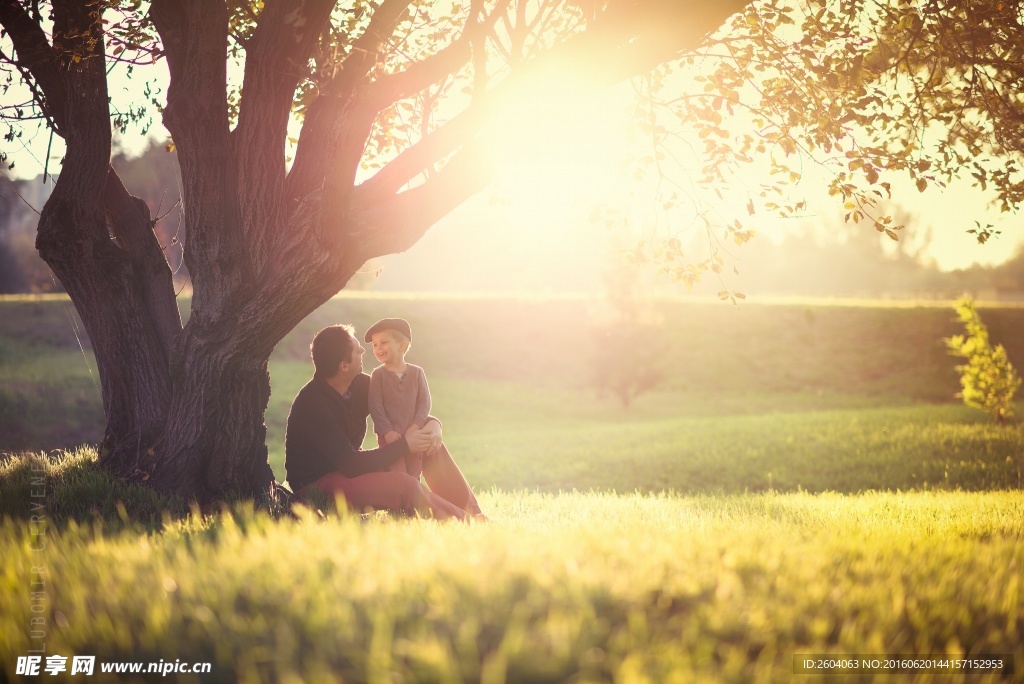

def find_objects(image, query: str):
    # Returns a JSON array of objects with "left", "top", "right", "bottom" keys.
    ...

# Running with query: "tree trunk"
[
  {"left": 38, "top": 190, "right": 176, "bottom": 473},
  {"left": 143, "top": 252, "right": 359, "bottom": 500},
  {"left": 154, "top": 323, "right": 275, "bottom": 499},
  {"left": 27, "top": 0, "right": 181, "bottom": 478}
]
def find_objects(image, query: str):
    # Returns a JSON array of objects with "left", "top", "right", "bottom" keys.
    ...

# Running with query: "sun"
[{"left": 485, "top": 85, "right": 637, "bottom": 226}]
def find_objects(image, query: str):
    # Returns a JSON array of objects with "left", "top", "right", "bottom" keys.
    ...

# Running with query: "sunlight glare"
[{"left": 486, "top": 85, "right": 634, "bottom": 227}]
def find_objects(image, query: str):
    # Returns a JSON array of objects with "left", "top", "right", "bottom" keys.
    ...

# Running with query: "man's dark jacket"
[{"left": 285, "top": 373, "right": 409, "bottom": 491}]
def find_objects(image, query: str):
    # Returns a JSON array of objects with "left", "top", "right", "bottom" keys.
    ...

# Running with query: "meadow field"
[{"left": 2, "top": 294, "right": 1023, "bottom": 682}]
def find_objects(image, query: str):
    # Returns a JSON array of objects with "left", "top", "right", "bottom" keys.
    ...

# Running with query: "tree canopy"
[{"left": 629, "top": 0, "right": 1024, "bottom": 293}]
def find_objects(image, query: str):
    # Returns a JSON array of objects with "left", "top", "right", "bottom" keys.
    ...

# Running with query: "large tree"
[{"left": 0, "top": 0, "right": 748, "bottom": 500}]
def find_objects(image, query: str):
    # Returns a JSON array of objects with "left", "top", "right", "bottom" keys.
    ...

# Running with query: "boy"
[{"left": 365, "top": 318, "right": 432, "bottom": 477}]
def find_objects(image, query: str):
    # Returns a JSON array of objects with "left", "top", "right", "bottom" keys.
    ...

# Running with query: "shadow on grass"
[
  {"left": 0, "top": 447, "right": 360, "bottom": 533},
  {"left": 0, "top": 447, "right": 191, "bottom": 530}
]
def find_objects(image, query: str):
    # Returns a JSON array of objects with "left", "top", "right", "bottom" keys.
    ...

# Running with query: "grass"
[
  {"left": 9, "top": 294, "right": 1024, "bottom": 457},
  {"left": 2, "top": 295, "right": 1024, "bottom": 681},
  {"left": 0, "top": 449, "right": 188, "bottom": 528},
  {"left": 267, "top": 357, "right": 1024, "bottom": 494},
  {"left": 1, "top": 451, "right": 1021, "bottom": 682}
]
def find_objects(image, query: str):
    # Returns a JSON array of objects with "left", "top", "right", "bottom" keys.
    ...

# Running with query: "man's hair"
[{"left": 311, "top": 324, "right": 356, "bottom": 377}]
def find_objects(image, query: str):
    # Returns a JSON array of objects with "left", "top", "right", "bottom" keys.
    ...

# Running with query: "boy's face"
[{"left": 370, "top": 330, "right": 405, "bottom": 366}]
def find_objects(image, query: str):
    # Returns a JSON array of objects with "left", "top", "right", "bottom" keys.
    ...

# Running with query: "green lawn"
[
  {"left": 267, "top": 356, "right": 1024, "bottom": 494},
  {"left": 2, "top": 295, "right": 1023, "bottom": 681},
  {"left": 2, "top": 454, "right": 1021, "bottom": 683}
]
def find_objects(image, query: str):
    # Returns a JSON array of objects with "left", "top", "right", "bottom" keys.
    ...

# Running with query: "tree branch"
[
  {"left": 367, "top": 36, "right": 472, "bottom": 109},
  {"left": 150, "top": 0, "right": 251, "bottom": 318},
  {"left": 287, "top": 0, "right": 746, "bottom": 296},
  {"left": 286, "top": 0, "right": 508, "bottom": 205},
  {"left": 365, "top": 0, "right": 513, "bottom": 110},
  {"left": 103, "top": 166, "right": 183, "bottom": 366},
  {"left": 332, "top": 0, "right": 416, "bottom": 92},
  {"left": 358, "top": 102, "right": 483, "bottom": 199},
  {"left": 349, "top": 142, "right": 494, "bottom": 262},
  {"left": 232, "top": 0, "right": 337, "bottom": 278},
  {"left": 0, "top": 0, "right": 64, "bottom": 131},
  {"left": 284, "top": 0, "right": 416, "bottom": 204},
  {"left": 358, "top": 0, "right": 748, "bottom": 202},
  {"left": 42, "top": 0, "right": 112, "bottom": 204}
]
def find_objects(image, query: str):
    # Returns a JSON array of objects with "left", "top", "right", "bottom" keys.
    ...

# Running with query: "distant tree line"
[
  {"left": 1, "top": 143, "right": 186, "bottom": 294},
  {"left": 730, "top": 220, "right": 1024, "bottom": 301}
]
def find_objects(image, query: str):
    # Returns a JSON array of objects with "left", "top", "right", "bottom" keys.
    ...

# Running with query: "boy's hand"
[{"left": 384, "top": 431, "right": 401, "bottom": 445}]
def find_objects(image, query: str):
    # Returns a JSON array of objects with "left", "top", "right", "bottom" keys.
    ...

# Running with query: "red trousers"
[{"left": 298, "top": 443, "right": 482, "bottom": 520}]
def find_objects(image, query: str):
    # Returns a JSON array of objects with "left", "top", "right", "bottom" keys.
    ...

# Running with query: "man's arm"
[
  {"left": 290, "top": 389, "right": 408, "bottom": 479},
  {"left": 334, "top": 439, "right": 410, "bottom": 478}
]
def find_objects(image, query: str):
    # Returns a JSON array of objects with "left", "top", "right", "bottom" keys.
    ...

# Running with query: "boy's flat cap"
[{"left": 364, "top": 318, "right": 412, "bottom": 343}]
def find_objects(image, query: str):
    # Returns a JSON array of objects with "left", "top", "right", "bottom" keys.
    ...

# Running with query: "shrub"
[
  {"left": 588, "top": 262, "right": 665, "bottom": 407},
  {"left": 945, "top": 296, "right": 1022, "bottom": 424},
  {"left": 0, "top": 447, "right": 189, "bottom": 527}
]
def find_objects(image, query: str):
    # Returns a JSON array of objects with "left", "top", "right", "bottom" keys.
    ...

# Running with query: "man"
[{"left": 285, "top": 324, "right": 483, "bottom": 520}]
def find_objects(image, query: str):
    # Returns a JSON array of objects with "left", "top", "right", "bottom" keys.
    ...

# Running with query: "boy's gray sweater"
[{"left": 368, "top": 364, "right": 431, "bottom": 436}]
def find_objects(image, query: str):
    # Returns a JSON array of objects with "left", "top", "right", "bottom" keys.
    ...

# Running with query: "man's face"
[{"left": 340, "top": 333, "right": 365, "bottom": 376}]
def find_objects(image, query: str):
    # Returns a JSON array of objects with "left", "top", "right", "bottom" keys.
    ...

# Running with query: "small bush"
[
  {"left": 589, "top": 263, "right": 666, "bottom": 407},
  {"left": 0, "top": 447, "right": 189, "bottom": 528},
  {"left": 945, "top": 296, "right": 1022, "bottom": 424}
]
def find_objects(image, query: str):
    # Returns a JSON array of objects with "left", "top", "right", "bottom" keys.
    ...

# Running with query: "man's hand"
[
  {"left": 405, "top": 420, "right": 442, "bottom": 454},
  {"left": 384, "top": 431, "right": 401, "bottom": 445},
  {"left": 421, "top": 419, "right": 443, "bottom": 452}
]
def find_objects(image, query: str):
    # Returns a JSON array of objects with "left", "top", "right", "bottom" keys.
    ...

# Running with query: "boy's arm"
[
  {"left": 412, "top": 366, "right": 432, "bottom": 427},
  {"left": 367, "top": 369, "right": 394, "bottom": 436}
]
